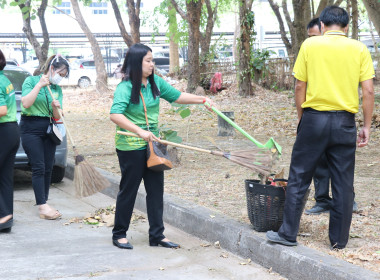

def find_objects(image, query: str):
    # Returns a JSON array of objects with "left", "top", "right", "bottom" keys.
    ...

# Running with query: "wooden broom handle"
[
  {"left": 47, "top": 85, "right": 77, "bottom": 151},
  {"left": 117, "top": 131, "right": 212, "bottom": 154}
]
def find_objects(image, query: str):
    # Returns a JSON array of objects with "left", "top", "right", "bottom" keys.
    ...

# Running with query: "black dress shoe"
[
  {"left": 149, "top": 239, "right": 180, "bottom": 248},
  {"left": 0, "top": 218, "right": 13, "bottom": 233},
  {"left": 113, "top": 239, "right": 133, "bottom": 249}
]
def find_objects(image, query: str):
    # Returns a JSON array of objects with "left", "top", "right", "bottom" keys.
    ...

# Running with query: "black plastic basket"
[{"left": 245, "top": 179, "right": 310, "bottom": 232}]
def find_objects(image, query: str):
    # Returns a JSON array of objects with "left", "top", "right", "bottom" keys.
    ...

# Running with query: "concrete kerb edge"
[{"left": 65, "top": 162, "right": 380, "bottom": 280}]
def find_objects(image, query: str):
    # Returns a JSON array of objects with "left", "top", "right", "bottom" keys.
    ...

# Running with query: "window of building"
[
  {"left": 53, "top": 1, "right": 71, "bottom": 14},
  {"left": 90, "top": 2, "right": 108, "bottom": 14}
]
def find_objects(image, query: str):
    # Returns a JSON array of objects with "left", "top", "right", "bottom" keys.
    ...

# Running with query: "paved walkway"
[{"left": 0, "top": 171, "right": 284, "bottom": 280}]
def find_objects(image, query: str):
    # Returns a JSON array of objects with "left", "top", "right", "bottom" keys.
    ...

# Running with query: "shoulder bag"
[
  {"left": 45, "top": 89, "right": 63, "bottom": 145},
  {"left": 140, "top": 92, "right": 173, "bottom": 172}
]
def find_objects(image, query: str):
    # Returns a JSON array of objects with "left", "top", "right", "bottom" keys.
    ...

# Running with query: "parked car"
[
  {"left": 20, "top": 59, "right": 39, "bottom": 75},
  {"left": 71, "top": 59, "right": 95, "bottom": 70},
  {"left": 6, "top": 58, "right": 19, "bottom": 66},
  {"left": 3, "top": 65, "right": 68, "bottom": 183},
  {"left": 61, "top": 67, "right": 97, "bottom": 88},
  {"left": 153, "top": 57, "right": 170, "bottom": 72}
]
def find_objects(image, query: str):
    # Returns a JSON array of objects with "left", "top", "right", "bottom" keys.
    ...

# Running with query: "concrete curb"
[{"left": 65, "top": 162, "right": 380, "bottom": 280}]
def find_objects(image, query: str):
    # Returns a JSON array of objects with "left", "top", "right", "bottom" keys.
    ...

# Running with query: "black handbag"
[
  {"left": 47, "top": 118, "right": 63, "bottom": 145},
  {"left": 45, "top": 90, "right": 62, "bottom": 145}
]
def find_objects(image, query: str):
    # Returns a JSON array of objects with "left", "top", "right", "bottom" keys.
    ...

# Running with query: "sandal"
[{"left": 39, "top": 209, "right": 62, "bottom": 220}]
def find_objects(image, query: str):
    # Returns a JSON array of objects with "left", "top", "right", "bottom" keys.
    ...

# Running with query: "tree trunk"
[
  {"left": 292, "top": 0, "right": 308, "bottom": 57},
  {"left": 168, "top": 3, "right": 180, "bottom": 73},
  {"left": 17, "top": 0, "right": 50, "bottom": 75},
  {"left": 185, "top": 0, "right": 202, "bottom": 92},
  {"left": 351, "top": 0, "right": 358, "bottom": 40},
  {"left": 369, "top": 20, "right": 379, "bottom": 54},
  {"left": 238, "top": 0, "right": 254, "bottom": 97},
  {"left": 268, "top": 0, "right": 293, "bottom": 56},
  {"left": 127, "top": 0, "right": 141, "bottom": 44},
  {"left": 199, "top": 0, "right": 218, "bottom": 73},
  {"left": 70, "top": 0, "right": 108, "bottom": 93},
  {"left": 233, "top": 10, "right": 239, "bottom": 63},
  {"left": 346, "top": 0, "right": 351, "bottom": 36},
  {"left": 37, "top": 0, "right": 49, "bottom": 72},
  {"left": 110, "top": 0, "right": 134, "bottom": 47},
  {"left": 362, "top": 0, "right": 380, "bottom": 36}
]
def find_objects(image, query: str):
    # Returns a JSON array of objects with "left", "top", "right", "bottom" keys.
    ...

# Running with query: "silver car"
[{"left": 3, "top": 65, "right": 68, "bottom": 183}]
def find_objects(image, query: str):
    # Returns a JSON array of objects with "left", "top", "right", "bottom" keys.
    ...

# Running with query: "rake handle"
[
  {"left": 117, "top": 131, "right": 213, "bottom": 154},
  {"left": 204, "top": 101, "right": 265, "bottom": 148},
  {"left": 46, "top": 85, "right": 77, "bottom": 152}
]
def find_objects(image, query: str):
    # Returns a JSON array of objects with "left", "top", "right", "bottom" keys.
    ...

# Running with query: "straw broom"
[
  {"left": 47, "top": 86, "right": 110, "bottom": 197},
  {"left": 117, "top": 131, "right": 274, "bottom": 176}
]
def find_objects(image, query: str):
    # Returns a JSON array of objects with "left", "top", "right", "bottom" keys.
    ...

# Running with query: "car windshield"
[{"left": 3, "top": 68, "right": 30, "bottom": 92}]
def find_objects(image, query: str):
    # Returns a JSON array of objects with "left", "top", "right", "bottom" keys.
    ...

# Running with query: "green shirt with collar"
[
  {"left": 21, "top": 75, "right": 63, "bottom": 117},
  {"left": 110, "top": 74, "right": 181, "bottom": 151},
  {"left": 0, "top": 70, "right": 17, "bottom": 123}
]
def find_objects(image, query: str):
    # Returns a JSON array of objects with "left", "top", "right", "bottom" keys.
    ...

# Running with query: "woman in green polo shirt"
[
  {"left": 20, "top": 54, "right": 69, "bottom": 220},
  {"left": 0, "top": 50, "right": 20, "bottom": 233},
  {"left": 110, "top": 43, "right": 214, "bottom": 249}
]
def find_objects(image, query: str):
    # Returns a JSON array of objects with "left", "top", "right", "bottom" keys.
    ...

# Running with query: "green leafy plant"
[{"left": 159, "top": 103, "right": 192, "bottom": 143}]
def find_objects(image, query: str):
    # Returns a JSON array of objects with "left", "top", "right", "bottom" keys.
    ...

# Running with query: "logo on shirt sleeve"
[{"left": 6, "top": 84, "right": 14, "bottom": 94}]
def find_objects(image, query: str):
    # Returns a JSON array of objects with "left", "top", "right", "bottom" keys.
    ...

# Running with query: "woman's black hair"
[
  {"left": 42, "top": 54, "right": 70, "bottom": 77},
  {"left": 121, "top": 43, "right": 160, "bottom": 104},
  {"left": 320, "top": 6, "right": 349, "bottom": 28},
  {"left": 0, "top": 50, "right": 6, "bottom": 71}
]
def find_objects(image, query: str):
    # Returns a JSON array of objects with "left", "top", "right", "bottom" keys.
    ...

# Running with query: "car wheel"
[
  {"left": 78, "top": 77, "right": 91, "bottom": 88},
  {"left": 51, "top": 166, "right": 65, "bottom": 183}
]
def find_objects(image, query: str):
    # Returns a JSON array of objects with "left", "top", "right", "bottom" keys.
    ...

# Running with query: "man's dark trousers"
[
  {"left": 313, "top": 154, "right": 332, "bottom": 209},
  {"left": 278, "top": 108, "right": 356, "bottom": 248}
]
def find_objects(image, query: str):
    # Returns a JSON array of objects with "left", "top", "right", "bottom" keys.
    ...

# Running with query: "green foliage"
[
  {"left": 251, "top": 49, "right": 273, "bottom": 71},
  {"left": 10, "top": 0, "right": 39, "bottom": 21},
  {"left": 159, "top": 103, "right": 193, "bottom": 143},
  {"left": 237, "top": 10, "right": 256, "bottom": 84},
  {"left": 159, "top": 127, "right": 182, "bottom": 143}
]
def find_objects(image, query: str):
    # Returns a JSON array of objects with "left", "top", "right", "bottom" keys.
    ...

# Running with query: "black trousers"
[
  {"left": 112, "top": 149, "right": 165, "bottom": 242},
  {"left": 0, "top": 122, "right": 20, "bottom": 219},
  {"left": 278, "top": 109, "right": 356, "bottom": 248},
  {"left": 313, "top": 153, "right": 332, "bottom": 209},
  {"left": 20, "top": 117, "right": 57, "bottom": 205}
]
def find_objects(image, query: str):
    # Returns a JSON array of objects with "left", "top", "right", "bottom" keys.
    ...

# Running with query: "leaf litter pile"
[
  {"left": 63, "top": 81, "right": 380, "bottom": 273},
  {"left": 64, "top": 204, "right": 145, "bottom": 228}
]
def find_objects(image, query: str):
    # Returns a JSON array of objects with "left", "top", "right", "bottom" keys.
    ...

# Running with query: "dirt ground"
[{"left": 62, "top": 80, "right": 380, "bottom": 273}]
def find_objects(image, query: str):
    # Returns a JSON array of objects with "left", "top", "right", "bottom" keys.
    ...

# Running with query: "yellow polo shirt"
[{"left": 293, "top": 30, "right": 375, "bottom": 113}]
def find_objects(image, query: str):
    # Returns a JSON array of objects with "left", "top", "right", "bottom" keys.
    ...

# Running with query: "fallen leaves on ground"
[
  {"left": 62, "top": 82, "right": 380, "bottom": 273},
  {"left": 65, "top": 204, "right": 146, "bottom": 228}
]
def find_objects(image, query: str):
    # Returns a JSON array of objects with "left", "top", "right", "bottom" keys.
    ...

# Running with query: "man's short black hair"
[
  {"left": 307, "top": 18, "right": 321, "bottom": 31},
  {"left": 320, "top": 6, "right": 349, "bottom": 28}
]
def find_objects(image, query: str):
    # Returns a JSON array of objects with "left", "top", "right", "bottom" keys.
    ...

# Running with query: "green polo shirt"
[
  {"left": 21, "top": 75, "right": 63, "bottom": 117},
  {"left": 0, "top": 71, "right": 17, "bottom": 123},
  {"left": 110, "top": 74, "right": 181, "bottom": 151},
  {"left": 293, "top": 30, "right": 375, "bottom": 113}
]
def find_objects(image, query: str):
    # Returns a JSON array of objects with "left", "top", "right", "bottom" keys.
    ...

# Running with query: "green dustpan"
[{"left": 206, "top": 102, "right": 282, "bottom": 155}]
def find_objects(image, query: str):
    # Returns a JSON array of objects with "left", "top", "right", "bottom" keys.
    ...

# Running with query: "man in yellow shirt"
[
  {"left": 267, "top": 6, "right": 375, "bottom": 249},
  {"left": 305, "top": 18, "right": 359, "bottom": 215}
]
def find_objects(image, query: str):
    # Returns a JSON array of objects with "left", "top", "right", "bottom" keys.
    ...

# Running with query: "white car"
[
  {"left": 20, "top": 60, "right": 39, "bottom": 75},
  {"left": 21, "top": 59, "right": 98, "bottom": 88},
  {"left": 61, "top": 68, "right": 97, "bottom": 88}
]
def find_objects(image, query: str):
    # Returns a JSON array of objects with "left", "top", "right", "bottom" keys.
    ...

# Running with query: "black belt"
[
  {"left": 0, "top": 121, "right": 18, "bottom": 126},
  {"left": 21, "top": 115, "right": 50, "bottom": 121},
  {"left": 304, "top": 108, "right": 353, "bottom": 115}
]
